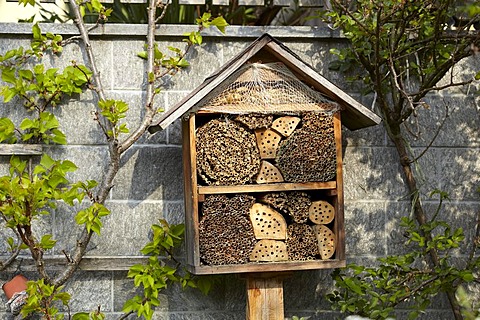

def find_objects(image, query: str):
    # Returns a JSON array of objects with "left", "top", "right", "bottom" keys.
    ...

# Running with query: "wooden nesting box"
[{"left": 149, "top": 34, "right": 380, "bottom": 275}]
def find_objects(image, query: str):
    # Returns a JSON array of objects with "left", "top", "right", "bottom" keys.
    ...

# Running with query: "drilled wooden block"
[
  {"left": 309, "top": 200, "right": 335, "bottom": 225},
  {"left": 255, "top": 128, "right": 282, "bottom": 159},
  {"left": 271, "top": 116, "right": 300, "bottom": 137},
  {"left": 313, "top": 225, "right": 336, "bottom": 259},
  {"left": 249, "top": 203, "right": 287, "bottom": 240},
  {"left": 256, "top": 160, "right": 284, "bottom": 184},
  {"left": 249, "top": 239, "right": 288, "bottom": 262}
]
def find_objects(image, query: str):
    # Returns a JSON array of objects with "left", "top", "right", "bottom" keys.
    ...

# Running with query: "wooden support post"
[{"left": 246, "top": 273, "right": 289, "bottom": 320}]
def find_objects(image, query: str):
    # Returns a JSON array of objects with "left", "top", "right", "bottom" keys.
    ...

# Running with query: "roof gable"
[{"left": 149, "top": 34, "right": 381, "bottom": 133}]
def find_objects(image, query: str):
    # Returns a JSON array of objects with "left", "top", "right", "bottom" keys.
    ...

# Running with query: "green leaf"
[
  {"left": 2, "top": 67, "right": 16, "bottom": 84},
  {"left": 148, "top": 72, "right": 155, "bottom": 83},
  {"left": 40, "top": 234, "right": 57, "bottom": 249},
  {"left": 32, "top": 23, "right": 42, "bottom": 40},
  {"left": 210, "top": 16, "right": 229, "bottom": 34},
  {"left": 1, "top": 86, "right": 16, "bottom": 102},
  {"left": 91, "top": 0, "right": 103, "bottom": 12},
  {"left": 137, "top": 51, "right": 148, "bottom": 60},
  {"left": 176, "top": 58, "right": 190, "bottom": 68},
  {"left": 40, "top": 153, "right": 56, "bottom": 169},
  {"left": 0, "top": 117, "right": 17, "bottom": 143}
]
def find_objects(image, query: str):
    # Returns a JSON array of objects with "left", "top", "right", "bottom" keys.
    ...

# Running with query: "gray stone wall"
[{"left": 0, "top": 23, "right": 479, "bottom": 319}]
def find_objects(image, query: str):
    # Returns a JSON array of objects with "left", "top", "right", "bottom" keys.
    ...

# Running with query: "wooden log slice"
[
  {"left": 254, "top": 128, "right": 282, "bottom": 159},
  {"left": 249, "top": 239, "right": 288, "bottom": 262},
  {"left": 271, "top": 116, "right": 301, "bottom": 137},
  {"left": 309, "top": 200, "right": 335, "bottom": 225},
  {"left": 249, "top": 203, "right": 287, "bottom": 240},
  {"left": 256, "top": 160, "right": 284, "bottom": 184},
  {"left": 313, "top": 225, "right": 336, "bottom": 259}
]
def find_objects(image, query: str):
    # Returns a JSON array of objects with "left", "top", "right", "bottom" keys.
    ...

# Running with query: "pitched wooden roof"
[{"left": 149, "top": 33, "right": 381, "bottom": 133}]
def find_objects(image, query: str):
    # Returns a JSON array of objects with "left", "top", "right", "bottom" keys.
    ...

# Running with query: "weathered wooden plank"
[
  {"left": 187, "top": 259, "right": 346, "bottom": 274},
  {"left": 183, "top": 115, "right": 201, "bottom": 267},
  {"left": 198, "top": 181, "right": 336, "bottom": 194},
  {"left": 246, "top": 274, "right": 285, "bottom": 320},
  {"left": 0, "top": 144, "right": 42, "bottom": 156},
  {"left": 333, "top": 112, "right": 345, "bottom": 261}
]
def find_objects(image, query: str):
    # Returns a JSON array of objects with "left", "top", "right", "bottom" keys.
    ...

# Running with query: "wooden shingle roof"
[{"left": 149, "top": 33, "right": 381, "bottom": 133}]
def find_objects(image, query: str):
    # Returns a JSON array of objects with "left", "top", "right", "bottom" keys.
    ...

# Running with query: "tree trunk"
[{"left": 387, "top": 122, "right": 463, "bottom": 320}]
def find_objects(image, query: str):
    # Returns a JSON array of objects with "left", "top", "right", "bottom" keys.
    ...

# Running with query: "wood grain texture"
[{"left": 247, "top": 274, "right": 285, "bottom": 320}]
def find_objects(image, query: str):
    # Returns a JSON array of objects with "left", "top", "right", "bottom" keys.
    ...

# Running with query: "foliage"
[
  {"left": 322, "top": 0, "right": 479, "bottom": 122},
  {"left": 0, "top": 23, "right": 91, "bottom": 144},
  {"left": 0, "top": 0, "right": 228, "bottom": 318},
  {"left": 319, "top": 1, "right": 480, "bottom": 319},
  {"left": 122, "top": 220, "right": 212, "bottom": 319},
  {"left": 21, "top": 279, "right": 71, "bottom": 319},
  {"left": 328, "top": 192, "right": 478, "bottom": 319}
]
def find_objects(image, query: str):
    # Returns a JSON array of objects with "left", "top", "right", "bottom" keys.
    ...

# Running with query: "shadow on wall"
[{"left": 116, "top": 145, "right": 184, "bottom": 207}]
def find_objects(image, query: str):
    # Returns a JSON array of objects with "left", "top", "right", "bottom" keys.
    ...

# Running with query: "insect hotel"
[{"left": 150, "top": 34, "right": 381, "bottom": 276}]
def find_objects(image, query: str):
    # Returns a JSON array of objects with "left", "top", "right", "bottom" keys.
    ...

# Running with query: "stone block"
[
  {"left": 166, "top": 201, "right": 185, "bottom": 225},
  {"left": 63, "top": 271, "right": 112, "bottom": 312},
  {"left": 436, "top": 54, "right": 480, "bottom": 95},
  {"left": 105, "top": 90, "right": 168, "bottom": 145},
  {"left": 221, "top": 40, "right": 251, "bottom": 64},
  {"left": 112, "top": 40, "right": 146, "bottom": 90},
  {"left": 286, "top": 40, "right": 349, "bottom": 86},
  {"left": 343, "top": 147, "right": 408, "bottom": 201},
  {"left": 112, "top": 146, "right": 184, "bottom": 201},
  {"left": 284, "top": 270, "right": 334, "bottom": 311},
  {"left": 45, "top": 145, "right": 109, "bottom": 183},
  {"left": 150, "top": 40, "right": 224, "bottom": 92},
  {"left": 410, "top": 147, "right": 442, "bottom": 196},
  {"left": 83, "top": 201, "right": 165, "bottom": 256},
  {"left": 113, "top": 271, "right": 169, "bottom": 312},
  {"left": 343, "top": 116, "right": 386, "bottom": 147},
  {"left": 385, "top": 201, "right": 415, "bottom": 256},
  {"left": 162, "top": 279, "right": 226, "bottom": 312},
  {"left": 344, "top": 201, "right": 387, "bottom": 256},
  {"left": 56, "top": 90, "right": 106, "bottom": 145},
  {"left": 51, "top": 200, "right": 96, "bottom": 255},
  {"left": 437, "top": 147, "right": 479, "bottom": 200},
  {"left": 404, "top": 93, "right": 479, "bottom": 148},
  {"left": 167, "top": 119, "right": 182, "bottom": 145},
  {"left": 224, "top": 274, "right": 246, "bottom": 311}
]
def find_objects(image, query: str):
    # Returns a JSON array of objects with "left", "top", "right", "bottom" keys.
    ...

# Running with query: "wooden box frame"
[{"left": 182, "top": 111, "right": 346, "bottom": 275}]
